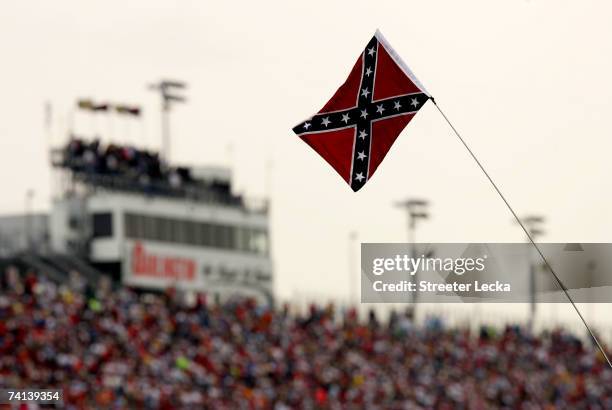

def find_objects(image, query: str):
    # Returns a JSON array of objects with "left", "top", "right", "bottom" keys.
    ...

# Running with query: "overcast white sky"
[{"left": 1, "top": 0, "right": 611, "bottom": 308}]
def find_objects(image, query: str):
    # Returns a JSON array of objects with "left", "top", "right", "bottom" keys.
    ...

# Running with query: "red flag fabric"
[{"left": 293, "top": 30, "right": 430, "bottom": 192}]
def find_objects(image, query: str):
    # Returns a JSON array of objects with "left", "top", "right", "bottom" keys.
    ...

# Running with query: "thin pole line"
[{"left": 430, "top": 98, "right": 612, "bottom": 369}]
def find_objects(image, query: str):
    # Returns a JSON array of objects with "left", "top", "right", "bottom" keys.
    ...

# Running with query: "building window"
[
  {"left": 249, "top": 229, "right": 269, "bottom": 255},
  {"left": 123, "top": 212, "right": 268, "bottom": 254},
  {"left": 92, "top": 213, "right": 113, "bottom": 238},
  {"left": 200, "top": 223, "right": 212, "bottom": 246}
]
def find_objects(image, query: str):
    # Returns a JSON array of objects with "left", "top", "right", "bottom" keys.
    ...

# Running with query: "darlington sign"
[
  {"left": 131, "top": 242, "right": 197, "bottom": 282},
  {"left": 122, "top": 240, "right": 272, "bottom": 294}
]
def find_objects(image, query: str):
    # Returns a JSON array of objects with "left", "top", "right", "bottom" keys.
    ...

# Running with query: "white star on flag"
[
  {"left": 357, "top": 151, "right": 367, "bottom": 161},
  {"left": 321, "top": 117, "right": 331, "bottom": 127},
  {"left": 354, "top": 172, "right": 365, "bottom": 182},
  {"left": 341, "top": 113, "right": 350, "bottom": 123}
]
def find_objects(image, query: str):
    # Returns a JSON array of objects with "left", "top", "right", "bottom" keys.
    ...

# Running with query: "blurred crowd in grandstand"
[
  {"left": 1, "top": 266, "right": 611, "bottom": 409},
  {"left": 62, "top": 137, "right": 194, "bottom": 189},
  {"left": 57, "top": 137, "right": 241, "bottom": 204}
]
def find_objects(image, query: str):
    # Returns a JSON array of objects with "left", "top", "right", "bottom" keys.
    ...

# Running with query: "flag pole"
[{"left": 430, "top": 98, "right": 612, "bottom": 369}]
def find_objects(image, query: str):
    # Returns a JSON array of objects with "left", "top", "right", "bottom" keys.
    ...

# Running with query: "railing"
[
  {"left": 72, "top": 172, "right": 244, "bottom": 207},
  {"left": 50, "top": 145, "right": 247, "bottom": 208}
]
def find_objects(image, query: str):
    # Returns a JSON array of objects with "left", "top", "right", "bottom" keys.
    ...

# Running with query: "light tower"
[
  {"left": 394, "top": 198, "right": 430, "bottom": 307},
  {"left": 520, "top": 215, "right": 545, "bottom": 329},
  {"left": 24, "top": 189, "right": 35, "bottom": 250},
  {"left": 348, "top": 230, "right": 359, "bottom": 305},
  {"left": 148, "top": 80, "right": 187, "bottom": 163}
]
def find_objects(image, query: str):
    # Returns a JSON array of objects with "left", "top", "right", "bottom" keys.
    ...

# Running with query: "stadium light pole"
[
  {"left": 348, "top": 230, "right": 359, "bottom": 306},
  {"left": 24, "top": 189, "right": 35, "bottom": 250},
  {"left": 520, "top": 215, "right": 545, "bottom": 329},
  {"left": 395, "top": 199, "right": 429, "bottom": 308},
  {"left": 148, "top": 80, "right": 187, "bottom": 164}
]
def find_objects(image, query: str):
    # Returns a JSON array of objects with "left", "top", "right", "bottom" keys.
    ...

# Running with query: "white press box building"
[{"left": 0, "top": 141, "right": 273, "bottom": 304}]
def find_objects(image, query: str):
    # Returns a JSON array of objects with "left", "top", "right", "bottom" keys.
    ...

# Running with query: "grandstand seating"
[
  {"left": 0, "top": 265, "right": 610, "bottom": 408},
  {"left": 52, "top": 137, "right": 243, "bottom": 206}
]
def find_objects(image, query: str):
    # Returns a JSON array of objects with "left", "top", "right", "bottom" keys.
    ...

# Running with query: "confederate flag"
[{"left": 293, "top": 30, "right": 430, "bottom": 192}]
